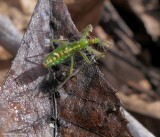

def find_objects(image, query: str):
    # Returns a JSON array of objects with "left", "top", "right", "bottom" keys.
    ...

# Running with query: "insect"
[{"left": 43, "top": 24, "right": 107, "bottom": 85}]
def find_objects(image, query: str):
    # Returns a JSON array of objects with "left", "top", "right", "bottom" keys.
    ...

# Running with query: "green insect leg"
[
  {"left": 51, "top": 39, "right": 69, "bottom": 45},
  {"left": 81, "top": 24, "right": 93, "bottom": 38},
  {"left": 86, "top": 46, "right": 105, "bottom": 58},
  {"left": 69, "top": 55, "right": 74, "bottom": 75},
  {"left": 57, "top": 56, "right": 74, "bottom": 89},
  {"left": 79, "top": 51, "right": 91, "bottom": 64},
  {"left": 98, "top": 41, "right": 112, "bottom": 52},
  {"left": 50, "top": 39, "right": 69, "bottom": 51}
]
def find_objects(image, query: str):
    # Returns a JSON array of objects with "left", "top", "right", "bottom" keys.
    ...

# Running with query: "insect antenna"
[{"left": 97, "top": 39, "right": 112, "bottom": 53}]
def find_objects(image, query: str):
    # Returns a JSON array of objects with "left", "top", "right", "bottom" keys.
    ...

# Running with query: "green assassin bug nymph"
[{"left": 43, "top": 24, "right": 107, "bottom": 86}]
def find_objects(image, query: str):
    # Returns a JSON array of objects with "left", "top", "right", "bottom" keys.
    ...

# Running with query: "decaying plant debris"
[{"left": 0, "top": 0, "right": 131, "bottom": 136}]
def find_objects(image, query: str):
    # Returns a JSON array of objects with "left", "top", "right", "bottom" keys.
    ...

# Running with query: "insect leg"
[
  {"left": 51, "top": 39, "right": 69, "bottom": 45},
  {"left": 57, "top": 56, "right": 74, "bottom": 89},
  {"left": 81, "top": 24, "right": 93, "bottom": 38},
  {"left": 50, "top": 39, "right": 69, "bottom": 50},
  {"left": 86, "top": 46, "right": 105, "bottom": 57},
  {"left": 79, "top": 51, "right": 91, "bottom": 64},
  {"left": 69, "top": 56, "right": 74, "bottom": 75},
  {"left": 98, "top": 41, "right": 112, "bottom": 52}
]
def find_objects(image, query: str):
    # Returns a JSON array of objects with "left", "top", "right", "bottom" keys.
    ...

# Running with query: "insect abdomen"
[
  {"left": 43, "top": 45, "right": 75, "bottom": 68},
  {"left": 43, "top": 40, "right": 88, "bottom": 68}
]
